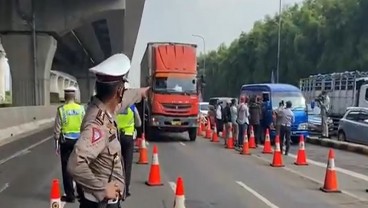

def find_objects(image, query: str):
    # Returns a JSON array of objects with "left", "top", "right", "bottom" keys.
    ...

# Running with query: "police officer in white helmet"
[{"left": 67, "top": 53, "right": 149, "bottom": 208}]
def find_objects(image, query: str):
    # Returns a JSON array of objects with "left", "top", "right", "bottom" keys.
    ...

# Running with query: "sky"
[
  {"left": 128, "top": 0, "right": 305, "bottom": 87},
  {"left": 1, "top": 0, "right": 304, "bottom": 91}
]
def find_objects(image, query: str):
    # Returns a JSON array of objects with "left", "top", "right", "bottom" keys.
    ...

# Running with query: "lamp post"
[
  {"left": 192, "top": 34, "right": 206, "bottom": 100},
  {"left": 276, "top": 0, "right": 282, "bottom": 83},
  {"left": 192, "top": 34, "right": 206, "bottom": 75}
]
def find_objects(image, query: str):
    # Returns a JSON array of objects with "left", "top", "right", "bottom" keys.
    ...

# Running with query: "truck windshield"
[
  {"left": 154, "top": 76, "right": 197, "bottom": 94},
  {"left": 271, "top": 91, "right": 306, "bottom": 110}
]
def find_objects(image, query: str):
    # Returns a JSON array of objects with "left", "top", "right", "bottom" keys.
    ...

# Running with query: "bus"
[{"left": 240, "top": 83, "right": 309, "bottom": 143}]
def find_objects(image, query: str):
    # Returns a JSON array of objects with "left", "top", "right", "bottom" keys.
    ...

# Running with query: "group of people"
[
  {"left": 212, "top": 94, "right": 295, "bottom": 155},
  {"left": 53, "top": 53, "right": 148, "bottom": 208}
]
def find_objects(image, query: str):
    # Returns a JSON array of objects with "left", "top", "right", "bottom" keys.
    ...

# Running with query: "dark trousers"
[
  {"left": 280, "top": 126, "right": 291, "bottom": 154},
  {"left": 60, "top": 139, "right": 83, "bottom": 198},
  {"left": 120, "top": 134, "right": 134, "bottom": 194},
  {"left": 79, "top": 198, "right": 121, "bottom": 208},
  {"left": 251, "top": 124, "right": 261, "bottom": 146},
  {"left": 237, "top": 123, "right": 248, "bottom": 147}
]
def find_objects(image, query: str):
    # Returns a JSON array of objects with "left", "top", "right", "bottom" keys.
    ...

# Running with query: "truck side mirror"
[{"left": 311, "top": 100, "right": 315, "bottom": 109}]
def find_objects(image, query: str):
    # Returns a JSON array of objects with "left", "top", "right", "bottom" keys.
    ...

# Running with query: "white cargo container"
[{"left": 299, "top": 71, "right": 368, "bottom": 118}]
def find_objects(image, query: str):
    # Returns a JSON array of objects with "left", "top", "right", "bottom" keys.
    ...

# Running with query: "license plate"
[{"left": 171, "top": 121, "right": 181, "bottom": 125}]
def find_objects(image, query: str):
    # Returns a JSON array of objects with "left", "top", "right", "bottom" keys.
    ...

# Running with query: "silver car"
[{"left": 338, "top": 107, "right": 368, "bottom": 145}]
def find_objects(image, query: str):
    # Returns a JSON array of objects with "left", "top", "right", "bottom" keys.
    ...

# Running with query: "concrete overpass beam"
[
  {"left": 76, "top": 73, "right": 95, "bottom": 104},
  {"left": 50, "top": 72, "right": 58, "bottom": 93},
  {"left": 1, "top": 34, "right": 56, "bottom": 106},
  {"left": 57, "top": 76, "right": 64, "bottom": 100}
]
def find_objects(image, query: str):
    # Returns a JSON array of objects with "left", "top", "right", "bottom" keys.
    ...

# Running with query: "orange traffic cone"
[
  {"left": 205, "top": 120, "right": 212, "bottom": 139},
  {"left": 146, "top": 145, "right": 163, "bottom": 186},
  {"left": 137, "top": 137, "right": 149, "bottom": 165},
  {"left": 295, "top": 135, "right": 308, "bottom": 166},
  {"left": 270, "top": 135, "right": 284, "bottom": 167},
  {"left": 50, "top": 179, "right": 61, "bottom": 208},
  {"left": 241, "top": 130, "right": 251, "bottom": 155},
  {"left": 262, "top": 129, "right": 272, "bottom": 154},
  {"left": 248, "top": 126, "right": 256, "bottom": 148},
  {"left": 226, "top": 126, "right": 234, "bottom": 149},
  {"left": 320, "top": 149, "right": 341, "bottom": 193},
  {"left": 173, "top": 177, "right": 186, "bottom": 208},
  {"left": 197, "top": 119, "right": 202, "bottom": 136},
  {"left": 211, "top": 125, "right": 219, "bottom": 142}
]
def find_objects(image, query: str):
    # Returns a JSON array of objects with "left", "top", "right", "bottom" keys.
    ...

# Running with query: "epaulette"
[{"left": 95, "top": 110, "right": 105, "bottom": 126}]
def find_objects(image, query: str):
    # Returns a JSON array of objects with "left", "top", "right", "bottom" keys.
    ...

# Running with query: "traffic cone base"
[
  {"left": 262, "top": 129, "right": 273, "bottom": 154},
  {"left": 137, "top": 138, "right": 149, "bottom": 165},
  {"left": 173, "top": 177, "right": 186, "bottom": 208},
  {"left": 50, "top": 179, "right": 61, "bottom": 208},
  {"left": 146, "top": 145, "right": 163, "bottom": 186},
  {"left": 295, "top": 135, "right": 309, "bottom": 166},
  {"left": 241, "top": 135, "right": 251, "bottom": 155},
  {"left": 270, "top": 135, "right": 284, "bottom": 167},
  {"left": 320, "top": 149, "right": 340, "bottom": 193}
]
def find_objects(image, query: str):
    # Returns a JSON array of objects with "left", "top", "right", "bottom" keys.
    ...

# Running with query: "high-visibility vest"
[
  {"left": 116, "top": 105, "right": 135, "bottom": 136},
  {"left": 58, "top": 102, "right": 85, "bottom": 139}
]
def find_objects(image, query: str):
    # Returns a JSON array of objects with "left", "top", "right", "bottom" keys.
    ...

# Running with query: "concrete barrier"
[
  {"left": 0, "top": 105, "right": 57, "bottom": 143},
  {"left": 307, "top": 136, "right": 368, "bottom": 156}
]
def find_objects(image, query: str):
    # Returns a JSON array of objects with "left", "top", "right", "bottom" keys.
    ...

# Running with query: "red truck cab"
[{"left": 140, "top": 42, "right": 199, "bottom": 141}]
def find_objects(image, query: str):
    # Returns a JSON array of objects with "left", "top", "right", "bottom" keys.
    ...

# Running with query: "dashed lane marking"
[
  {"left": 168, "top": 181, "right": 176, "bottom": 192},
  {"left": 235, "top": 181, "right": 279, "bottom": 208},
  {"left": 257, "top": 144, "right": 368, "bottom": 182},
  {"left": 0, "top": 136, "right": 52, "bottom": 166},
  {"left": 179, "top": 142, "right": 186, "bottom": 146},
  {"left": 0, "top": 183, "right": 9, "bottom": 194},
  {"left": 251, "top": 154, "right": 368, "bottom": 202}
]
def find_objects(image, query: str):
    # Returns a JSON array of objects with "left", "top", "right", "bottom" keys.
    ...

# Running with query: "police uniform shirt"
[{"left": 67, "top": 89, "right": 142, "bottom": 201}]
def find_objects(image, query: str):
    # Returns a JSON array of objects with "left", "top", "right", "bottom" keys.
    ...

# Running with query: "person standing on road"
[
  {"left": 230, "top": 98, "right": 238, "bottom": 147},
  {"left": 274, "top": 100, "right": 285, "bottom": 136},
  {"left": 280, "top": 101, "right": 294, "bottom": 155},
  {"left": 67, "top": 53, "right": 149, "bottom": 208},
  {"left": 53, "top": 86, "right": 85, "bottom": 203},
  {"left": 223, "top": 100, "right": 232, "bottom": 145},
  {"left": 116, "top": 82, "right": 142, "bottom": 198},
  {"left": 237, "top": 96, "right": 249, "bottom": 149},
  {"left": 216, "top": 101, "right": 224, "bottom": 136},
  {"left": 249, "top": 96, "right": 262, "bottom": 147}
]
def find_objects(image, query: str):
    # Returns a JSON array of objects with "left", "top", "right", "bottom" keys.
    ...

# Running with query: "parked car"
[
  {"left": 338, "top": 107, "right": 368, "bottom": 145},
  {"left": 199, "top": 102, "right": 209, "bottom": 117},
  {"left": 307, "top": 104, "right": 333, "bottom": 133}
]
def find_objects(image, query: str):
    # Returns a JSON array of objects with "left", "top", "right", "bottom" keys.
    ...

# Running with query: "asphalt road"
[{"left": 0, "top": 129, "right": 368, "bottom": 208}]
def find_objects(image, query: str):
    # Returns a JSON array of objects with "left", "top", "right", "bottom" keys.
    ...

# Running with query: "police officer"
[
  {"left": 318, "top": 90, "right": 330, "bottom": 138},
  {"left": 54, "top": 86, "right": 85, "bottom": 202},
  {"left": 280, "top": 101, "right": 294, "bottom": 155},
  {"left": 67, "top": 53, "right": 148, "bottom": 208},
  {"left": 116, "top": 82, "right": 142, "bottom": 197}
]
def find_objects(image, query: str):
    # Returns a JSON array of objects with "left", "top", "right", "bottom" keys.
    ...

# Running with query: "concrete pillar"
[
  {"left": 50, "top": 72, "right": 58, "bottom": 94},
  {"left": 77, "top": 73, "right": 95, "bottom": 104},
  {"left": 1, "top": 34, "right": 57, "bottom": 106},
  {"left": 0, "top": 54, "right": 7, "bottom": 103},
  {"left": 57, "top": 76, "right": 64, "bottom": 100}
]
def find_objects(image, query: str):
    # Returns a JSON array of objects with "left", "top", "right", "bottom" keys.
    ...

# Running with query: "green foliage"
[{"left": 200, "top": 0, "right": 368, "bottom": 100}]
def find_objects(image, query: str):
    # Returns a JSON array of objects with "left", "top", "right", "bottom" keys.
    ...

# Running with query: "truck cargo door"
[{"left": 358, "top": 84, "right": 368, "bottom": 108}]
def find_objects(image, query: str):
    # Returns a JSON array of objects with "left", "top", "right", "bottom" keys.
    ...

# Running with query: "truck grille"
[{"left": 161, "top": 103, "right": 191, "bottom": 114}]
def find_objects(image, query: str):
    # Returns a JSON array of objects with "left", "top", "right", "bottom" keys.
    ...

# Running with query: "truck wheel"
[{"left": 188, "top": 128, "right": 197, "bottom": 141}]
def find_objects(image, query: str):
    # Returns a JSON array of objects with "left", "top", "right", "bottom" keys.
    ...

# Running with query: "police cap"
[
  {"left": 64, "top": 86, "right": 77, "bottom": 93},
  {"left": 89, "top": 53, "right": 131, "bottom": 83}
]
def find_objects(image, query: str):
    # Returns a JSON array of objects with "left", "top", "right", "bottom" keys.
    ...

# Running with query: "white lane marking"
[
  {"left": 235, "top": 181, "right": 279, "bottom": 208},
  {"left": 252, "top": 154, "right": 368, "bottom": 202},
  {"left": 287, "top": 152, "right": 368, "bottom": 182},
  {"left": 179, "top": 142, "right": 186, "bottom": 146},
  {"left": 0, "top": 183, "right": 9, "bottom": 193},
  {"left": 168, "top": 181, "right": 176, "bottom": 192},
  {"left": 0, "top": 136, "right": 52, "bottom": 166},
  {"left": 259, "top": 145, "right": 368, "bottom": 182}
]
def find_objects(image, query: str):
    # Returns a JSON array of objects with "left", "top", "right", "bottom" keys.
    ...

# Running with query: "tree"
[{"left": 201, "top": 0, "right": 368, "bottom": 101}]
